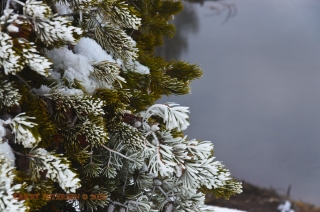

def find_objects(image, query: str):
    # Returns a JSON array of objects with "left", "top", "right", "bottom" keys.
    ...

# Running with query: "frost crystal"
[
  {"left": 144, "top": 103, "right": 190, "bottom": 131},
  {"left": 0, "top": 32, "right": 23, "bottom": 74},
  {"left": 0, "top": 80, "right": 21, "bottom": 108},
  {"left": 24, "top": 0, "right": 51, "bottom": 18},
  {"left": 32, "top": 148, "right": 81, "bottom": 193},
  {"left": 0, "top": 32, "right": 51, "bottom": 76},
  {"left": 0, "top": 155, "right": 27, "bottom": 212},
  {"left": 17, "top": 39, "right": 52, "bottom": 76},
  {"left": 24, "top": 0, "right": 82, "bottom": 45},
  {"left": 33, "top": 15, "right": 82, "bottom": 45},
  {"left": 5, "top": 113, "right": 40, "bottom": 148}
]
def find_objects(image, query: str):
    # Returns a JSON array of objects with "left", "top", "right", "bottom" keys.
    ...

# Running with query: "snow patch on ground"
[
  {"left": 278, "top": 201, "right": 294, "bottom": 212},
  {"left": 203, "top": 205, "right": 247, "bottom": 212}
]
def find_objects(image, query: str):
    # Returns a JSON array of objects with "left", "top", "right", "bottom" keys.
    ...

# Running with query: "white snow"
[
  {"left": 46, "top": 37, "right": 150, "bottom": 94},
  {"left": 46, "top": 47, "right": 97, "bottom": 93},
  {"left": 202, "top": 205, "right": 247, "bottom": 212},
  {"left": 0, "top": 120, "right": 16, "bottom": 167},
  {"left": 33, "top": 85, "right": 52, "bottom": 96},
  {"left": 26, "top": 185, "right": 33, "bottom": 192},
  {"left": 0, "top": 124, "right": 6, "bottom": 139},
  {"left": 7, "top": 24, "right": 19, "bottom": 33},
  {"left": 55, "top": 2, "right": 73, "bottom": 15},
  {"left": 74, "top": 37, "right": 116, "bottom": 64},
  {"left": 133, "top": 61, "right": 150, "bottom": 74},
  {"left": 60, "top": 88, "right": 84, "bottom": 96},
  {"left": 278, "top": 201, "right": 294, "bottom": 212},
  {"left": 121, "top": 59, "right": 150, "bottom": 74},
  {"left": 46, "top": 37, "right": 126, "bottom": 93},
  {"left": 133, "top": 120, "right": 141, "bottom": 128},
  {"left": 0, "top": 142, "right": 16, "bottom": 167},
  {"left": 70, "top": 199, "right": 80, "bottom": 212},
  {"left": 34, "top": 85, "right": 84, "bottom": 97},
  {"left": 150, "top": 123, "right": 160, "bottom": 132}
]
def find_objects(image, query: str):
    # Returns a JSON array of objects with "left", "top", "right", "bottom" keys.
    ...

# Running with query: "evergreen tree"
[{"left": 0, "top": 0, "right": 242, "bottom": 211}]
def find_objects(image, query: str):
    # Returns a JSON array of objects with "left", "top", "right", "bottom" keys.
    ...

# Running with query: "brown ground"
[{"left": 205, "top": 181, "right": 320, "bottom": 212}]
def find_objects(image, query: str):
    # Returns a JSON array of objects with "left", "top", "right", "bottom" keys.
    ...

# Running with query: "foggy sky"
[{"left": 158, "top": 0, "right": 320, "bottom": 205}]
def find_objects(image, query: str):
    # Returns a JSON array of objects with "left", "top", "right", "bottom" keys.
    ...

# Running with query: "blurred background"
[{"left": 157, "top": 0, "right": 320, "bottom": 206}]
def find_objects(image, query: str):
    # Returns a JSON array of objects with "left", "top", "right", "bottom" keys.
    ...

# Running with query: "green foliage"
[
  {"left": 121, "top": 55, "right": 201, "bottom": 99},
  {"left": 128, "top": 90, "right": 156, "bottom": 112},
  {"left": 110, "top": 122, "right": 145, "bottom": 151},
  {"left": 18, "top": 85, "right": 57, "bottom": 149},
  {"left": 93, "top": 88, "right": 130, "bottom": 120},
  {"left": 200, "top": 178, "right": 243, "bottom": 200},
  {"left": 166, "top": 61, "right": 203, "bottom": 83},
  {"left": 134, "top": 0, "right": 183, "bottom": 52},
  {"left": 140, "top": 16, "right": 176, "bottom": 38}
]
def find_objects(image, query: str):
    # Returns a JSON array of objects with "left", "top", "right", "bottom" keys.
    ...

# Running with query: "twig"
[
  {"left": 122, "top": 175, "right": 127, "bottom": 195},
  {"left": 12, "top": 150, "right": 27, "bottom": 157},
  {"left": 286, "top": 184, "right": 291, "bottom": 198},
  {"left": 112, "top": 201, "right": 127, "bottom": 208},
  {"left": 101, "top": 144, "right": 134, "bottom": 161},
  {"left": 15, "top": 74, "right": 32, "bottom": 90},
  {"left": 15, "top": 74, "right": 42, "bottom": 99},
  {"left": 60, "top": 12, "right": 79, "bottom": 17},
  {"left": 90, "top": 145, "right": 93, "bottom": 163},
  {"left": 12, "top": 150, "right": 34, "bottom": 158},
  {"left": 157, "top": 186, "right": 170, "bottom": 201},
  {"left": 70, "top": 115, "right": 78, "bottom": 127},
  {"left": 59, "top": 8, "right": 98, "bottom": 16},
  {"left": 11, "top": 0, "right": 24, "bottom": 6}
]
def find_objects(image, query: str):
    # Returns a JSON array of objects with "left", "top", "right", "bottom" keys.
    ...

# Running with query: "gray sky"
[{"left": 158, "top": 0, "right": 320, "bottom": 206}]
